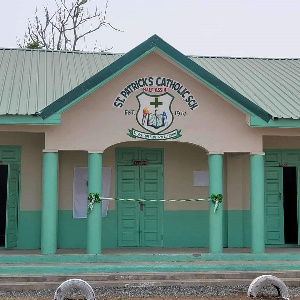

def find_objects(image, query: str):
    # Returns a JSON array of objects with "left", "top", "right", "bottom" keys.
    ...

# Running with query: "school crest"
[
  {"left": 136, "top": 92, "right": 174, "bottom": 134},
  {"left": 128, "top": 91, "right": 181, "bottom": 140},
  {"left": 113, "top": 76, "right": 199, "bottom": 141}
]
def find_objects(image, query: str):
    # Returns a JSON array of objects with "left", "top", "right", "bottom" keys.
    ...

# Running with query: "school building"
[{"left": 0, "top": 35, "right": 299, "bottom": 255}]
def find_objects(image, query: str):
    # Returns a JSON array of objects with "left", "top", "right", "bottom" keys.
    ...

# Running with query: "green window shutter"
[{"left": 5, "top": 163, "right": 20, "bottom": 248}]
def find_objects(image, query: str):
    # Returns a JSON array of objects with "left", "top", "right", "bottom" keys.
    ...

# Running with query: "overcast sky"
[{"left": 1, "top": 0, "right": 300, "bottom": 57}]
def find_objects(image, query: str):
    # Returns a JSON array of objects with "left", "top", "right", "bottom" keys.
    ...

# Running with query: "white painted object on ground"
[
  {"left": 54, "top": 279, "right": 95, "bottom": 300},
  {"left": 247, "top": 275, "right": 290, "bottom": 299}
]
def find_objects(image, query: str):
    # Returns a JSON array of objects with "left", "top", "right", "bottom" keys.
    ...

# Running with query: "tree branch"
[{"left": 19, "top": 0, "right": 122, "bottom": 51}]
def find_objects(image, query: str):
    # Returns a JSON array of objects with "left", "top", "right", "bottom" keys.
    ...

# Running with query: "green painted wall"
[
  {"left": 17, "top": 211, "right": 41, "bottom": 249},
  {"left": 57, "top": 210, "right": 117, "bottom": 249},
  {"left": 227, "top": 211, "right": 251, "bottom": 247},
  {"left": 163, "top": 211, "right": 229, "bottom": 247},
  {"left": 16, "top": 210, "right": 251, "bottom": 249},
  {"left": 223, "top": 210, "right": 228, "bottom": 247},
  {"left": 163, "top": 211, "right": 208, "bottom": 247}
]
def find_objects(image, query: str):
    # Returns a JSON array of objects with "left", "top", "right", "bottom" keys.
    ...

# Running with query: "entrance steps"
[
  {"left": 0, "top": 252, "right": 299, "bottom": 291},
  {"left": 0, "top": 271, "right": 299, "bottom": 291},
  {"left": 0, "top": 263, "right": 299, "bottom": 291}
]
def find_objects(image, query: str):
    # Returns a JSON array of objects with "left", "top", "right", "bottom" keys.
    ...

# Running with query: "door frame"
[
  {"left": 264, "top": 166, "right": 284, "bottom": 245},
  {"left": 115, "top": 147, "right": 164, "bottom": 247},
  {"left": 0, "top": 146, "right": 21, "bottom": 248},
  {"left": 264, "top": 149, "right": 300, "bottom": 245}
]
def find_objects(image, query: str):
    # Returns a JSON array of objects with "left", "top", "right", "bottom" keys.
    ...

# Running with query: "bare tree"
[{"left": 18, "top": 0, "right": 120, "bottom": 51}]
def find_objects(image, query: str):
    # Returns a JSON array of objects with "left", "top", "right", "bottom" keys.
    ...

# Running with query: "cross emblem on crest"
[{"left": 150, "top": 97, "right": 163, "bottom": 109}]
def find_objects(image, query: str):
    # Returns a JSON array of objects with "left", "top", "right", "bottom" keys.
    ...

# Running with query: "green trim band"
[
  {"left": 0, "top": 114, "right": 61, "bottom": 125},
  {"left": 250, "top": 115, "right": 300, "bottom": 128}
]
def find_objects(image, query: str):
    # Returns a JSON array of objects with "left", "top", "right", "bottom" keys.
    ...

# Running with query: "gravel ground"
[{"left": 0, "top": 285, "right": 298, "bottom": 299}]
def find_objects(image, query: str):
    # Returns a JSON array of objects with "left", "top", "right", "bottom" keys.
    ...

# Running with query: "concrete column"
[
  {"left": 250, "top": 153, "right": 265, "bottom": 253},
  {"left": 208, "top": 153, "right": 223, "bottom": 253},
  {"left": 87, "top": 152, "right": 102, "bottom": 254},
  {"left": 41, "top": 150, "right": 58, "bottom": 255}
]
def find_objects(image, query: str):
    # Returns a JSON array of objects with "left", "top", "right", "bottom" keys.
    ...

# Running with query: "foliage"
[
  {"left": 210, "top": 193, "right": 223, "bottom": 212},
  {"left": 18, "top": 0, "right": 120, "bottom": 51},
  {"left": 25, "top": 41, "right": 43, "bottom": 49},
  {"left": 87, "top": 193, "right": 101, "bottom": 214},
  {"left": 210, "top": 194, "right": 223, "bottom": 204}
]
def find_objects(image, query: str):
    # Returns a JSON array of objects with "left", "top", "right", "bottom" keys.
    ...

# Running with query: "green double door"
[{"left": 116, "top": 148, "right": 163, "bottom": 247}]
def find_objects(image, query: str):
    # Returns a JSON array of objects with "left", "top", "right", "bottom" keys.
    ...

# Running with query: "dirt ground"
[
  {"left": 94, "top": 297, "right": 297, "bottom": 300},
  {"left": 0, "top": 296, "right": 297, "bottom": 300}
]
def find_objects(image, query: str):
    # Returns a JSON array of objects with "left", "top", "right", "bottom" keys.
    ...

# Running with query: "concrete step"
[
  {"left": 0, "top": 276, "right": 299, "bottom": 291},
  {"left": 1, "top": 252, "right": 300, "bottom": 264},
  {"left": 0, "top": 270, "right": 300, "bottom": 282},
  {"left": 1, "top": 260, "right": 300, "bottom": 267},
  {"left": 0, "top": 271, "right": 299, "bottom": 291},
  {"left": 0, "top": 279, "right": 253, "bottom": 291},
  {"left": 0, "top": 262, "right": 300, "bottom": 274},
  {"left": 1, "top": 260, "right": 300, "bottom": 266}
]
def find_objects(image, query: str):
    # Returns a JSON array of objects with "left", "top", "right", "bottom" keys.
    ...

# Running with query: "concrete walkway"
[
  {"left": 101, "top": 247, "right": 300, "bottom": 255},
  {"left": 0, "top": 247, "right": 299, "bottom": 255},
  {"left": 0, "top": 247, "right": 299, "bottom": 290}
]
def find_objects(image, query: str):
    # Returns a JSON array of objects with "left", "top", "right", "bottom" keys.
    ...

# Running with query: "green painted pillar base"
[
  {"left": 41, "top": 150, "right": 58, "bottom": 255},
  {"left": 250, "top": 153, "right": 265, "bottom": 254},
  {"left": 208, "top": 154, "right": 223, "bottom": 254},
  {"left": 87, "top": 152, "right": 102, "bottom": 254}
]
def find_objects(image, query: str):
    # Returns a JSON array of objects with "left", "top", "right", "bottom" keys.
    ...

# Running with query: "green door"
[
  {"left": 140, "top": 166, "right": 163, "bottom": 247},
  {"left": 5, "top": 163, "right": 19, "bottom": 248},
  {"left": 117, "top": 149, "right": 163, "bottom": 247},
  {"left": 265, "top": 167, "right": 284, "bottom": 244},
  {"left": 117, "top": 166, "right": 140, "bottom": 247}
]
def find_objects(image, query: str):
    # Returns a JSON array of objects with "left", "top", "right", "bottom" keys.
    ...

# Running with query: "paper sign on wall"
[
  {"left": 193, "top": 171, "right": 209, "bottom": 187},
  {"left": 73, "top": 167, "right": 112, "bottom": 218}
]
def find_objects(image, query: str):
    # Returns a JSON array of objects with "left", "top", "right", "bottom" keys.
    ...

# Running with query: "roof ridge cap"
[
  {"left": 0, "top": 47, "right": 124, "bottom": 55},
  {"left": 189, "top": 55, "right": 300, "bottom": 60}
]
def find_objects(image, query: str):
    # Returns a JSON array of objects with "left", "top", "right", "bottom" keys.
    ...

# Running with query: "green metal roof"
[
  {"left": 0, "top": 37, "right": 299, "bottom": 119},
  {"left": 191, "top": 56, "right": 300, "bottom": 119},
  {"left": 0, "top": 48, "right": 122, "bottom": 115}
]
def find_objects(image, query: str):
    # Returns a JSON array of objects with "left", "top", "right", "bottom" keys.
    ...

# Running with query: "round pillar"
[
  {"left": 87, "top": 152, "right": 102, "bottom": 254},
  {"left": 41, "top": 150, "right": 58, "bottom": 255},
  {"left": 208, "top": 153, "right": 223, "bottom": 254},
  {"left": 250, "top": 153, "right": 265, "bottom": 253}
]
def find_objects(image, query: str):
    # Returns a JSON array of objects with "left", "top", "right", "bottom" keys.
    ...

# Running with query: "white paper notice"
[
  {"left": 193, "top": 171, "right": 209, "bottom": 187},
  {"left": 73, "top": 166, "right": 112, "bottom": 218}
]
